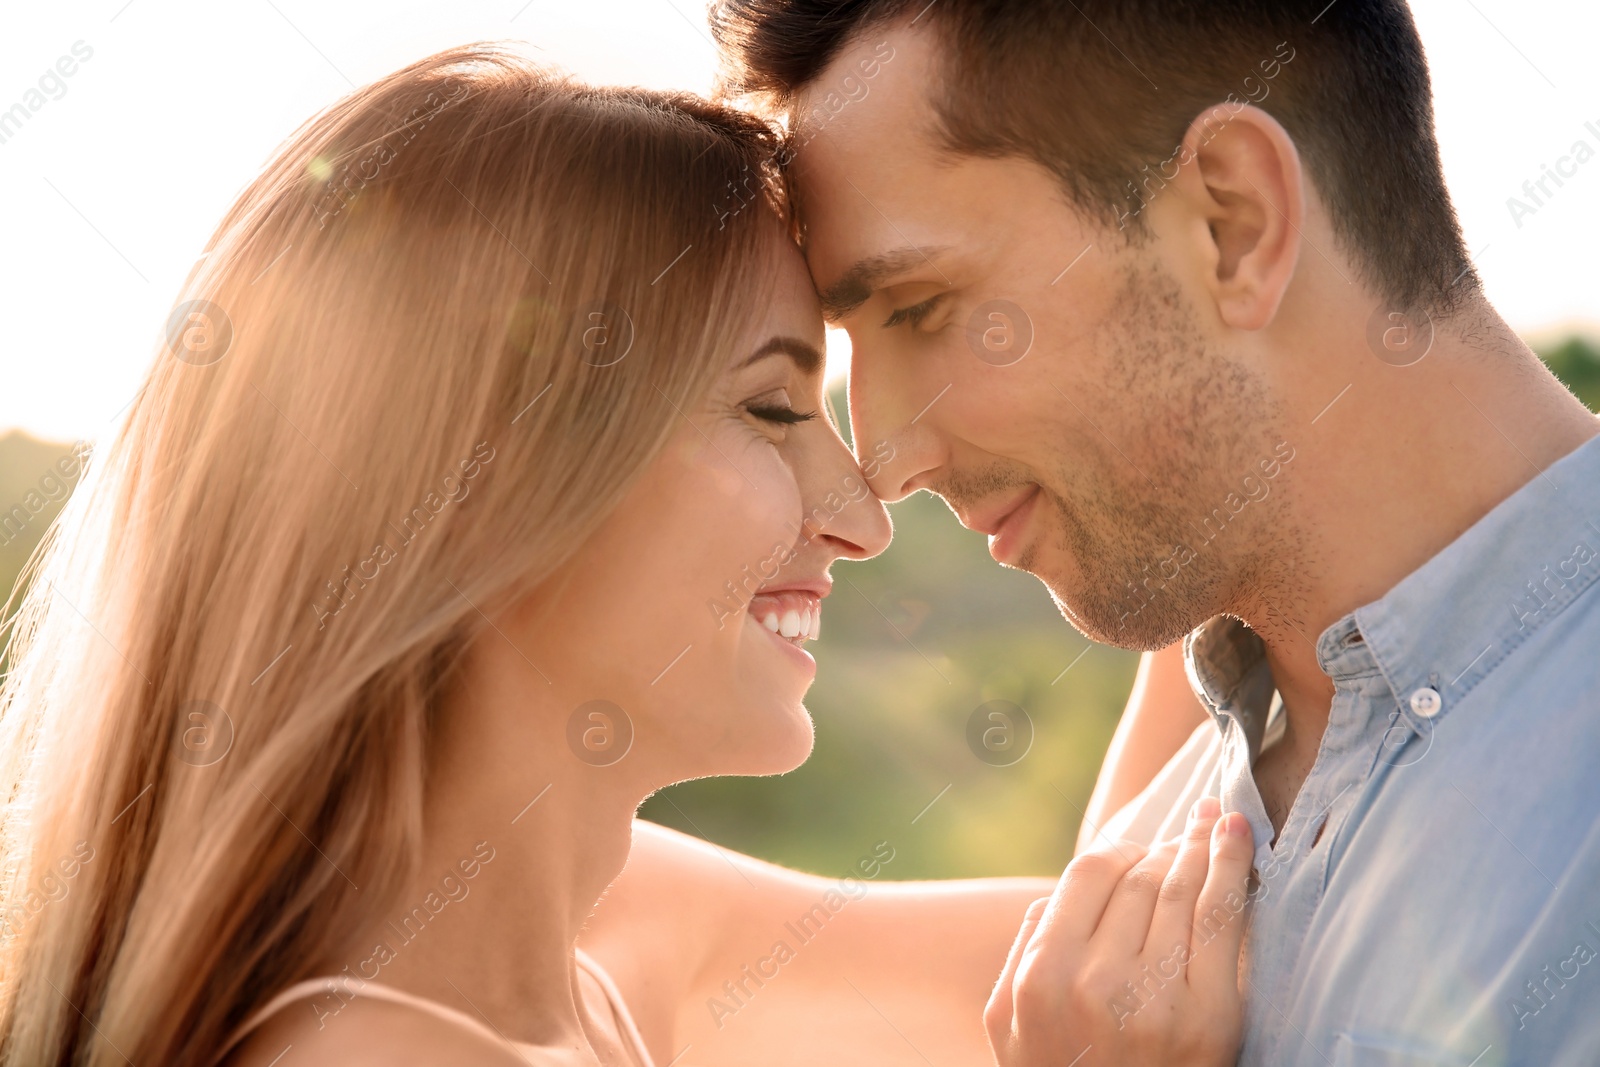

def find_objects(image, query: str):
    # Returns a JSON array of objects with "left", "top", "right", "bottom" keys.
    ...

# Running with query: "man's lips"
[
  {"left": 962, "top": 485, "right": 1042, "bottom": 565},
  {"left": 960, "top": 485, "right": 1042, "bottom": 538},
  {"left": 748, "top": 581, "right": 829, "bottom": 645}
]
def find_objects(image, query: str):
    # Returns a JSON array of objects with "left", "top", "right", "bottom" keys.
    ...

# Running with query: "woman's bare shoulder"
[{"left": 221, "top": 992, "right": 566, "bottom": 1067}]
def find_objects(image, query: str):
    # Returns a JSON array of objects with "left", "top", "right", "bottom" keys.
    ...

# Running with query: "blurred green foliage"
[
  {"left": 1540, "top": 335, "right": 1600, "bottom": 410},
  {"left": 0, "top": 431, "right": 83, "bottom": 629},
  {"left": 2, "top": 335, "right": 1597, "bottom": 881}
]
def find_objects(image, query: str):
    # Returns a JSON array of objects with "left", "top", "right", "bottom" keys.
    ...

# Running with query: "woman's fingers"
[
  {"left": 1144, "top": 796, "right": 1223, "bottom": 964},
  {"left": 995, "top": 897, "right": 1050, "bottom": 994},
  {"left": 987, "top": 844, "right": 1145, "bottom": 1065},
  {"left": 1090, "top": 835, "right": 1181, "bottom": 958},
  {"left": 986, "top": 825, "right": 1252, "bottom": 1067},
  {"left": 984, "top": 897, "right": 1050, "bottom": 1054},
  {"left": 1038, "top": 840, "right": 1148, "bottom": 944},
  {"left": 1186, "top": 811, "right": 1256, "bottom": 994}
]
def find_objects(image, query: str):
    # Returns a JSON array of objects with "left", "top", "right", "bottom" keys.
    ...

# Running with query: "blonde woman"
[{"left": 0, "top": 46, "right": 1252, "bottom": 1067}]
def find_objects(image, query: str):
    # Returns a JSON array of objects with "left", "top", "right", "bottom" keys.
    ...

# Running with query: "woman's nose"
[{"left": 798, "top": 462, "right": 892, "bottom": 563}]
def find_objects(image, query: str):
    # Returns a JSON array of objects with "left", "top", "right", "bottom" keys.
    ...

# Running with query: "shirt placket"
[{"left": 1242, "top": 644, "right": 1388, "bottom": 1065}]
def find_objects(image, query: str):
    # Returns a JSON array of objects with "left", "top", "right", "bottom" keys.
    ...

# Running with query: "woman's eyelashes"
[
  {"left": 743, "top": 388, "right": 818, "bottom": 426},
  {"left": 881, "top": 292, "right": 947, "bottom": 330}
]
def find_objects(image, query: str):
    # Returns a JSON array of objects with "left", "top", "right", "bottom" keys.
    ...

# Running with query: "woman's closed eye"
[{"left": 744, "top": 388, "right": 818, "bottom": 426}]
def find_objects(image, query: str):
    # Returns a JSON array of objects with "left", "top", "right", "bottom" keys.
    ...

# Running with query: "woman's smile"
[{"left": 747, "top": 586, "right": 825, "bottom": 644}]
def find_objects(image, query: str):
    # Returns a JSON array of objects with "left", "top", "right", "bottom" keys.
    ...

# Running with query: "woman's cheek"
[
  {"left": 731, "top": 440, "right": 803, "bottom": 558},
  {"left": 658, "top": 428, "right": 797, "bottom": 627},
  {"left": 699, "top": 434, "right": 753, "bottom": 502}
]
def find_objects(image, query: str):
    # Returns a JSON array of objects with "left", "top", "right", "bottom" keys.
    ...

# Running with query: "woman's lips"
[
  {"left": 748, "top": 590, "right": 821, "bottom": 644},
  {"left": 989, "top": 485, "right": 1042, "bottom": 565}
]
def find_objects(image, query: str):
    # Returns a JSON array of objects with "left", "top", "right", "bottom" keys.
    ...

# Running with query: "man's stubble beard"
[{"left": 1017, "top": 258, "right": 1303, "bottom": 651}]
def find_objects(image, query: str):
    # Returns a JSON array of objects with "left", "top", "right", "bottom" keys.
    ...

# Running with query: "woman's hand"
[{"left": 985, "top": 797, "right": 1255, "bottom": 1067}]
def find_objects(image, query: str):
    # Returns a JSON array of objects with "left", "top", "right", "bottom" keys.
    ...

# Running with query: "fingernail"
[
  {"left": 1222, "top": 812, "right": 1251, "bottom": 838},
  {"left": 1191, "top": 796, "right": 1221, "bottom": 822}
]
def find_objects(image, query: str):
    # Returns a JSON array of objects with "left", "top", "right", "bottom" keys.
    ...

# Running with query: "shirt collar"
[
  {"left": 1183, "top": 430, "right": 1600, "bottom": 733},
  {"left": 1350, "top": 429, "right": 1600, "bottom": 728},
  {"left": 1183, "top": 614, "right": 1276, "bottom": 753}
]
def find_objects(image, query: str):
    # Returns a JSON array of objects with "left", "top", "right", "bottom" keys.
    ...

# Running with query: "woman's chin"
[
  {"left": 742, "top": 714, "right": 815, "bottom": 776},
  {"left": 678, "top": 700, "right": 815, "bottom": 781}
]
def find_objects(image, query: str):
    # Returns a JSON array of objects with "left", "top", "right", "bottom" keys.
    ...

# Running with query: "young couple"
[{"left": 2, "top": 1, "right": 1597, "bottom": 1065}]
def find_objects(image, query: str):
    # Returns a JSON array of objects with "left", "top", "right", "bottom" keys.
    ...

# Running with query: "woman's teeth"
[{"left": 751, "top": 592, "right": 821, "bottom": 645}]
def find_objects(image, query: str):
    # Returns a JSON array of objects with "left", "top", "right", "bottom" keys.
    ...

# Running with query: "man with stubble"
[{"left": 712, "top": 1, "right": 1600, "bottom": 1063}]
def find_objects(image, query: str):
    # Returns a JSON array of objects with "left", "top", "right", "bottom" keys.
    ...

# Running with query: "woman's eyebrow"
[{"left": 742, "top": 336, "right": 824, "bottom": 374}]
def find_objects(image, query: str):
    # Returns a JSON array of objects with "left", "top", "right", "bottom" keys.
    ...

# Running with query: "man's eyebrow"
[
  {"left": 741, "top": 335, "right": 824, "bottom": 374},
  {"left": 817, "top": 245, "right": 951, "bottom": 321}
]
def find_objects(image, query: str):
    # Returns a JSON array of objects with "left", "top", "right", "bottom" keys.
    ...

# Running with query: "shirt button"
[{"left": 1409, "top": 686, "right": 1442, "bottom": 718}]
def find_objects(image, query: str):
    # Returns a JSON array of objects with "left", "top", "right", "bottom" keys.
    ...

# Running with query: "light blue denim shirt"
[{"left": 1183, "top": 430, "right": 1600, "bottom": 1067}]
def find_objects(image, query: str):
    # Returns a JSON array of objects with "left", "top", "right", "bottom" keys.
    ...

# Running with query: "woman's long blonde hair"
[{"left": 0, "top": 44, "right": 786, "bottom": 1065}]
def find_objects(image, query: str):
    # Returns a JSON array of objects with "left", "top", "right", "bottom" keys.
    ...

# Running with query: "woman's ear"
[{"left": 1156, "top": 103, "right": 1307, "bottom": 332}]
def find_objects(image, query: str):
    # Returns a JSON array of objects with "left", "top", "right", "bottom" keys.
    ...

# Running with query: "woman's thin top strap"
[
  {"left": 209, "top": 949, "right": 655, "bottom": 1067},
  {"left": 575, "top": 948, "right": 657, "bottom": 1067}
]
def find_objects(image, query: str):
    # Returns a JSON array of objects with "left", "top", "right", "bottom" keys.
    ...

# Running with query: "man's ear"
[{"left": 1160, "top": 103, "right": 1305, "bottom": 332}]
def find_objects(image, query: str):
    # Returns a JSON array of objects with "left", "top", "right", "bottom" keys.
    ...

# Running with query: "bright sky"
[{"left": 2, "top": 0, "right": 1597, "bottom": 442}]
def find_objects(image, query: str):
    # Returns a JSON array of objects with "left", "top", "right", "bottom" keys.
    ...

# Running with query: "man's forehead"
[
  {"left": 795, "top": 155, "right": 957, "bottom": 321},
  {"left": 790, "top": 16, "right": 941, "bottom": 146},
  {"left": 788, "top": 23, "right": 951, "bottom": 306}
]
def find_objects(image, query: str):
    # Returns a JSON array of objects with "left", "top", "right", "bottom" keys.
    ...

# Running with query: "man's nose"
[{"left": 850, "top": 366, "right": 946, "bottom": 504}]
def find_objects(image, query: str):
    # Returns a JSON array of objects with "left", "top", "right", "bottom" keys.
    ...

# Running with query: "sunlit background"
[{"left": 3, "top": 0, "right": 1598, "bottom": 879}]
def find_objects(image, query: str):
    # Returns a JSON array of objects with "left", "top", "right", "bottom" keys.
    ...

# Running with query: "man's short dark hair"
[{"left": 712, "top": 0, "right": 1479, "bottom": 318}]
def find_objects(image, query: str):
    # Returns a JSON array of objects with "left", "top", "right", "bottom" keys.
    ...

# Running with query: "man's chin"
[{"left": 1039, "top": 571, "right": 1199, "bottom": 652}]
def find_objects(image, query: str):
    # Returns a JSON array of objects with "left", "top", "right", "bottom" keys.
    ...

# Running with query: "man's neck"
[{"left": 1238, "top": 302, "right": 1598, "bottom": 819}]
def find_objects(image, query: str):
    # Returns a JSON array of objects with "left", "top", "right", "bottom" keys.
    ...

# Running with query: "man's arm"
[
  {"left": 580, "top": 820, "right": 1053, "bottom": 1066},
  {"left": 1076, "top": 638, "right": 1208, "bottom": 855}
]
